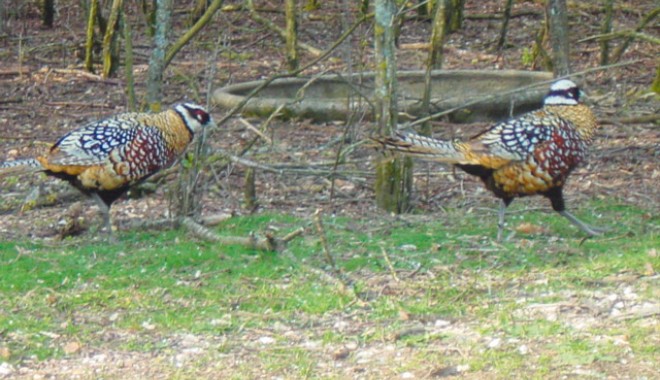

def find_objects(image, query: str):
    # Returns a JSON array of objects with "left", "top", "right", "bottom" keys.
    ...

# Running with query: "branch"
[
  {"left": 164, "top": 0, "right": 225, "bottom": 68},
  {"left": 182, "top": 217, "right": 303, "bottom": 252},
  {"left": 408, "top": 59, "right": 645, "bottom": 128},
  {"left": 611, "top": 7, "right": 659, "bottom": 62},
  {"left": 245, "top": 0, "right": 321, "bottom": 57},
  {"left": 213, "top": 13, "right": 370, "bottom": 127}
]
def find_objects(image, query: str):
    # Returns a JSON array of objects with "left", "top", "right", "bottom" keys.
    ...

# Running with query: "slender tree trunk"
[
  {"left": 546, "top": 0, "right": 571, "bottom": 76},
  {"left": 190, "top": 0, "right": 208, "bottom": 25},
  {"left": 652, "top": 64, "right": 660, "bottom": 95},
  {"left": 421, "top": 0, "right": 446, "bottom": 136},
  {"left": 374, "top": 0, "right": 398, "bottom": 133},
  {"left": 123, "top": 17, "right": 136, "bottom": 111},
  {"left": 84, "top": 0, "right": 99, "bottom": 73},
  {"left": 599, "top": 0, "right": 614, "bottom": 65},
  {"left": 102, "top": 0, "right": 123, "bottom": 79},
  {"left": 147, "top": 0, "right": 173, "bottom": 112},
  {"left": 373, "top": 0, "right": 412, "bottom": 214},
  {"left": 0, "top": 0, "right": 4, "bottom": 34},
  {"left": 285, "top": 0, "right": 298, "bottom": 71},
  {"left": 497, "top": 0, "right": 513, "bottom": 49},
  {"left": 42, "top": 0, "right": 55, "bottom": 27},
  {"left": 360, "top": 0, "right": 369, "bottom": 16},
  {"left": 446, "top": 0, "right": 464, "bottom": 32}
]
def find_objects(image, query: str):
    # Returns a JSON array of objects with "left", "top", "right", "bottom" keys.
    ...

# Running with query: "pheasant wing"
[
  {"left": 470, "top": 110, "right": 562, "bottom": 163},
  {"left": 45, "top": 114, "right": 144, "bottom": 166}
]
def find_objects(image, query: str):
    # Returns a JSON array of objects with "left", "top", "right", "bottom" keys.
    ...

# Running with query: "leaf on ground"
[
  {"left": 515, "top": 222, "right": 547, "bottom": 234},
  {"left": 63, "top": 341, "right": 81, "bottom": 355}
]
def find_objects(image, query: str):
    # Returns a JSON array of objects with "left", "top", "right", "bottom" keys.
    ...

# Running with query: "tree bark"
[
  {"left": 599, "top": 0, "right": 614, "bottom": 65},
  {"left": 497, "top": 0, "right": 514, "bottom": 49},
  {"left": 546, "top": 0, "right": 571, "bottom": 76},
  {"left": 123, "top": 17, "right": 136, "bottom": 111},
  {"left": 147, "top": 0, "right": 173, "bottom": 112},
  {"left": 652, "top": 64, "right": 660, "bottom": 95},
  {"left": 421, "top": 0, "right": 446, "bottom": 135},
  {"left": 285, "top": 0, "right": 298, "bottom": 71},
  {"left": 84, "top": 0, "right": 98, "bottom": 73},
  {"left": 373, "top": 0, "right": 412, "bottom": 213},
  {"left": 102, "top": 0, "right": 123, "bottom": 79},
  {"left": 446, "top": 0, "right": 464, "bottom": 32},
  {"left": 42, "top": 0, "right": 55, "bottom": 28}
]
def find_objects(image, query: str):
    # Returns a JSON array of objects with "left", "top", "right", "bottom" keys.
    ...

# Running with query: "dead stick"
[
  {"left": 182, "top": 217, "right": 302, "bottom": 251},
  {"left": 313, "top": 209, "right": 336, "bottom": 269},
  {"left": 380, "top": 246, "right": 400, "bottom": 282}
]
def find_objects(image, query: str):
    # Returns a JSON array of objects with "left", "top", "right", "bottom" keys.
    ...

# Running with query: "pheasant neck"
[{"left": 545, "top": 104, "right": 598, "bottom": 143}]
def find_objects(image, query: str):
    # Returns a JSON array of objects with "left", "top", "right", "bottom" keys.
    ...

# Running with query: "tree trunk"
[
  {"left": 42, "top": 0, "right": 55, "bottom": 28},
  {"left": 84, "top": 0, "right": 98, "bottom": 73},
  {"left": 546, "top": 0, "right": 571, "bottom": 76},
  {"left": 373, "top": 0, "right": 413, "bottom": 214},
  {"left": 652, "top": 64, "right": 660, "bottom": 95},
  {"left": 123, "top": 17, "right": 136, "bottom": 111},
  {"left": 0, "top": 0, "right": 4, "bottom": 34},
  {"left": 147, "top": 0, "right": 173, "bottom": 112},
  {"left": 446, "top": 0, "right": 464, "bottom": 32},
  {"left": 285, "top": 0, "right": 298, "bottom": 71},
  {"left": 102, "top": 0, "right": 123, "bottom": 79},
  {"left": 421, "top": 0, "right": 446, "bottom": 135},
  {"left": 497, "top": 0, "right": 514, "bottom": 49},
  {"left": 599, "top": 0, "right": 614, "bottom": 65}
]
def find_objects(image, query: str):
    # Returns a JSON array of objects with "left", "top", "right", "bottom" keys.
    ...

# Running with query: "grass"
[{"left": 0, "top": 200, "right": 658, "bottom": 377}]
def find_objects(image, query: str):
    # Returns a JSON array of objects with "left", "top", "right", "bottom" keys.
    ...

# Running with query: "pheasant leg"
[
  {"left": 558, "top": 210, "right": 608, "bottom": 236},
  {"left": 497, "top": 200, "right": 512, "bottom": 241},
  {"left": 90, "top": 192, "right": 113, "bottom": 234}
]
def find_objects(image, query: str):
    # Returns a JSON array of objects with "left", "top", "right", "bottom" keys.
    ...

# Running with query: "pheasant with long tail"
[
  {"left": 1, "top": 103, "right": 215, "bottom": 233},
  {"left": 373, "top": 80, "right": 607, "bottom": 239}
]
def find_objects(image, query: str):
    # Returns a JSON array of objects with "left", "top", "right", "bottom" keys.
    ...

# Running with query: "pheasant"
[
  {"left": 1, "top": 103, "right": 214, "bottom": 233},
  {"left": 373, "top": 79, "right": 606, "bottom": 239}
]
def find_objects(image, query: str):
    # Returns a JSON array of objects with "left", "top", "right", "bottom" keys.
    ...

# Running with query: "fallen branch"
[
  {"left": 182, "top": 217, "right": 303, "bottom": 252},
  {"left": 599, "top": 114, "right": 660, "bottom": 126}
]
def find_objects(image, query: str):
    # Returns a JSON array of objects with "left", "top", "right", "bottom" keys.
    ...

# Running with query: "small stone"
[
  {"left": 0, "top": 362, "right": 15, "bottom": 376},
  {"left": 258, "top": 336, "right": 275, "bottom": 345},
  {"left": 434, "top": 319, "right": 451, "bottom": 328},
  {"left": 487, "top": 338, "right": 501, "bottom": 349}
]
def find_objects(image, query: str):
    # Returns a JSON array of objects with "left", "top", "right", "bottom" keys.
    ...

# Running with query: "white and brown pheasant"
[
  {"left": 373, "top": 79, "right": 606, "bottom": 239},
  {"left": 1, "top": 103, "right": 214, "bottom": 233}
]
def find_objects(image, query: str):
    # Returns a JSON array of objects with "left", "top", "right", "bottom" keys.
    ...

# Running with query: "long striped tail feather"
[
  {"left": 372, "top": 132, "right": 467, "bottom": 163},
  {"left": 0, "top": 158, "right": 43, "bottom": 178}
]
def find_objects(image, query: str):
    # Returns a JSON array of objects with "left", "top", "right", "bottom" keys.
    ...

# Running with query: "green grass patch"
[{"left": 0, "top": 201, "right": 657, "bottom": 377}]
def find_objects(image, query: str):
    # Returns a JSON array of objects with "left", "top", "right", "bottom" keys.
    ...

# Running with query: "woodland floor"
[{"left": 0, "top": 0, "right": 658, "bottom": 379}]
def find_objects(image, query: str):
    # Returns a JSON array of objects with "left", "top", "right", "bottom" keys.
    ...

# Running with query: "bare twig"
[
  {"left": 380, "top": 246, "right": 400, "bottom": 282},
  {"left": 238, "top": 117, "right": 273, "bottom": 144},
  {"left": 213, "top": 13, "right": 370, "bottom": 127},
  {"left": 245, "top": 0, "right": 321, "bottom": 57},
  {"left": 313, "top": 209, "right": 336, "bottom": 269}
]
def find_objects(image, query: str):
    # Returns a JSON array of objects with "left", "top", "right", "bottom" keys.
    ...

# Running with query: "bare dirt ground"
[{"left": 0, "top": 0, "right": 658, "bottom": 378}]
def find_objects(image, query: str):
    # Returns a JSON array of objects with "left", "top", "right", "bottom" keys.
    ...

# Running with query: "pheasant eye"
[{"left": 194, "top": 109, "right": 209, "bottom": 124}]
